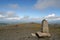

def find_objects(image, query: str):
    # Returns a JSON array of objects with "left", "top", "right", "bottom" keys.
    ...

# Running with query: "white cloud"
[
  {"left": 6, "top": 17, "right": 20, "bottom": 20},
  {"left": 31, "top": 17, "right": 41, "bottom": 20},
  {"left": 0, "top": 11, "right": 21, "bottom": 20},
  {"left": 0, "top": 11, "right": 60, "bottom": 21},
  {"left": 44, "top": 13, "right": 60, "bottom": 20},
  {"left": 24, "top": 13, "right": 60, "bottom": 21},
  {"left": 21, "top": 16, "right": 30, "bottom": 20},
  {"left": 0, "top": 14, "right": 5, "bottom": 18},
  {"left": 6, "top": 11, "right": 15, "bottom": 17},
  {"left": 34, "top": 0, "right": 60, "bottom": 10},
  {"left": 45, "top": 13, "right": 56, "bottom": 18},
  {"left": 21, "top": 16, "right": 41, "bottom": 21}
]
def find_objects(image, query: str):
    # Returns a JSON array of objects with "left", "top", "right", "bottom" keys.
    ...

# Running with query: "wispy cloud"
[
  {"left": 8, "top": 4, "right": 20, "bottom": 9},
  {"left": 33, "top": 0, "right": 60, "bottom": 10},
  {"left": 0, "top": 4, "right": 20, "bottom": 10}
]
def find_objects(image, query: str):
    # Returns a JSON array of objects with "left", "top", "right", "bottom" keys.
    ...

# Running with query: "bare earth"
[{"left": 0, "top": 23, "right": 60, "bottom": 40}]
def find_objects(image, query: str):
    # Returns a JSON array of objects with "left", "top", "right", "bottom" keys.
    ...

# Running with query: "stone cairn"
[{"left": 31, "top": 19, "right": 51, "bottom": 38}]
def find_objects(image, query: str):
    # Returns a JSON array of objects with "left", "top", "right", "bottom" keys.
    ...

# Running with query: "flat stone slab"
[{"left": 36, "top": 32, "right": 51, "bottom": 37}]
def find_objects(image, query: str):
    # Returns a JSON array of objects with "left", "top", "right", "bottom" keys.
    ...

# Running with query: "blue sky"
[{"left": 0, "top": 0, "right": 60, "bottom": 22}]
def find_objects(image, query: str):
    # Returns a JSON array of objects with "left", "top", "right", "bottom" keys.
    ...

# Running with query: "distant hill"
[
  {"left": 48, "top": 20, "right": 60, "bottom": 24},
  {"left": 0, "top": 20, "right": 60, "bottom": 25},
  {"left": 0, "top": 23, "right": 8, "bottom": 25}
]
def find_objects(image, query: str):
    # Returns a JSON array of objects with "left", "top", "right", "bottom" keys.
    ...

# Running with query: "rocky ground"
[{"left": 0, "top": 24, "right": 60, "bottom": 40}]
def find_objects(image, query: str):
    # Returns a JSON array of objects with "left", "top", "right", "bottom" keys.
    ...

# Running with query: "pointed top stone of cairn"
[{"left": 41, "top": 19, "right": 49, "bottom": 33}]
